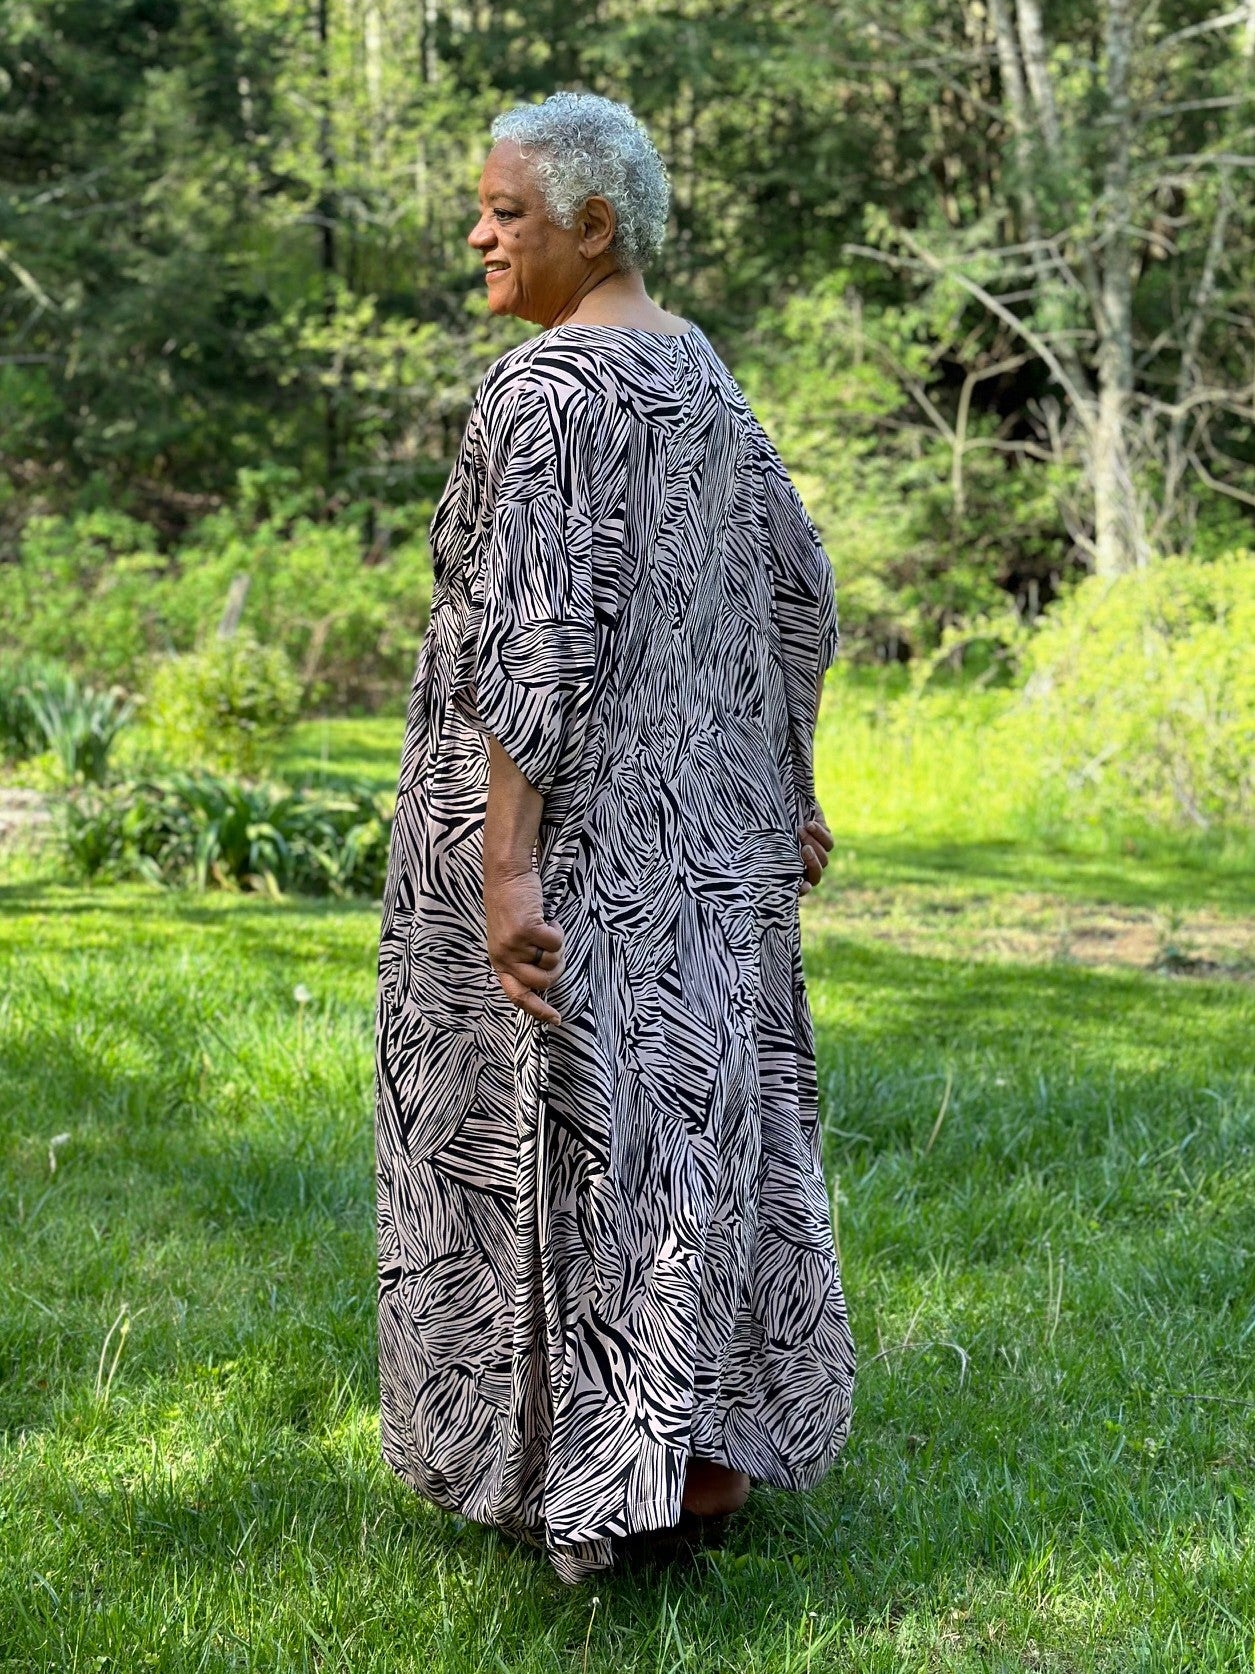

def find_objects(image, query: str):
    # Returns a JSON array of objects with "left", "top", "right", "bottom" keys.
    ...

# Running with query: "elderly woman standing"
[{"left": 374, "top": 90, "right": 854, "bottom": 1583}]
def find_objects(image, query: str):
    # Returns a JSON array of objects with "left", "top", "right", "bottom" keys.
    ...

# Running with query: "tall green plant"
[
  {"left": 23, "top": 673, "right": 135, "bottom": 784},
  {"left": 0, "top": 656, "right": 75, "bottom": 762},
  {"left": 60, "top": 773, "right": 391, "bottom": 898}
]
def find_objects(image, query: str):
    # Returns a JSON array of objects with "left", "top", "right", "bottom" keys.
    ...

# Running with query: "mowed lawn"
[{"left": 1, "top": 701, "right": 1253, "bottom": 1672}]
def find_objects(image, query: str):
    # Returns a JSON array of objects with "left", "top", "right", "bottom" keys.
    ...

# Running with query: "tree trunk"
[
  {"left": 364, "top": 0, "right": 383, "bottom": 171},
  {"left": 317, "top": 0, "right": 338, "bottom": 491},
  {"left": 1092, "top": 381, "right": 1140, "bottom": 577},
  {"left": 1092, "top": 0, "right": 1146, "bottom": 575}
]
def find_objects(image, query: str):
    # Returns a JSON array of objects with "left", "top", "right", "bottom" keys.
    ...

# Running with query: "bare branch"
[
  {"left": 845, "top": 232, "right": 1096, "bottom": 423},
  {"left": 0, "top": 245, "right": 59, "bottom": 312},
  {"left": 1187, "top": 448, "right": 1255, "bottom": 506},
  {"left": 1137, "top": 94, "right": 1254, "bottom": 118},
  {"left": 1149, "top": 6, "right": 1251, "bottom": 52}
]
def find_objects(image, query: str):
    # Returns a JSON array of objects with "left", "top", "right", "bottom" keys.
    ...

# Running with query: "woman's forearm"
[{"left": 484, "top": 735, "right": 544, "bottom": 882}]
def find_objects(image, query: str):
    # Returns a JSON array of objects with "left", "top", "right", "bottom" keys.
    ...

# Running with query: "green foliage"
[
  {"left": 145, "top": 631, "right": 303, "bottom": 777},
  {"left": 4, "top": 0, "right": 1253, "bottom": 657},
  {"left": 60, "top": 773, "right": 392, "bottom": 898},
  {"left": 1, "top": 510, "right": 164, "bottom": 685},
  {"left": 154, "top": 504, "right": 432, "bottom": 711},
  {"left": 1004, "top": 550, "right": 1255, "bottom": 834},
  {"left": 0, "top": 652, "right": 136, "bottom": 783},
  {"left": 0, "top": 654, "right": 75, "bottom": 762},
  {"left": 815, "top": 667, "right": 1030, "bottom": 844},
  {"left": 1, "top": 500, "right": 432, "bottom": 710},
  {"left": 736, "top": 274, "right": 1073, "bottom": 658},
  {"left": 8, "top": 663, "right": 135, "bottom": 784}
]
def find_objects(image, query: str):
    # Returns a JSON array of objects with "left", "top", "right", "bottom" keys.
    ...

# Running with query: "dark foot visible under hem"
[{"left": 611, "top": 1508, "right": 737, "bottom": 1570}]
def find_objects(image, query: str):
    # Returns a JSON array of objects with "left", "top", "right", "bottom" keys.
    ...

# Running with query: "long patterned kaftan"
[{"left": 373, "top": 322, "right": 855, "bottom": 1582}]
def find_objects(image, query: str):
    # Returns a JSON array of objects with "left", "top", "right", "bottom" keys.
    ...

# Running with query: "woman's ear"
[{"left": 578, "top": 195, "right": 617, "bottom": 259}]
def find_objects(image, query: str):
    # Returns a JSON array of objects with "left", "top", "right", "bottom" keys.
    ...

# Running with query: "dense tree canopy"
[{"left": 2, "top": 0, "right": 1252, "bottom": 659}]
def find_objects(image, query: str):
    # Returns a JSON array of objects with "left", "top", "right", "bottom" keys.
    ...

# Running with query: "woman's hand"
[
  {"left": 483, "top": 864, "right": 566, "bottom": 1026},
  {"left": 798, "top": 814, "right": 834, "bottom": 895}
]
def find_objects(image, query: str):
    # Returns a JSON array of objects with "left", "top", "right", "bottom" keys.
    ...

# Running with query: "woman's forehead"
[{"left": 479, "top": 141, "right": 534, "bottom": 201}]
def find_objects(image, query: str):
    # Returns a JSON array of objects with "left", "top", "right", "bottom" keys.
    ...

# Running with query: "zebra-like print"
[{"left": 374, "top": 322, "right": 855, "bottom": 1582}]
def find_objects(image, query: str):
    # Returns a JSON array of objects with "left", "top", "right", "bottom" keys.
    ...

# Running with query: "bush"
[
  {"left": 1, "top": 496, "right": 432, "bottom": 712},
  {"left": 0, "top": 656, "right": 75, "bottom": 763},
  {"left": 145, "top": 631, "right": 303, "bottom": 777},
  {"left": 156, "top": 510, "right": 432, "bottom": 711},
  {"left": 4, "top": 662, "right": 135, "bottom": 783},
  {"left": 1, "top": 510, "right": 164, "bottom": 685},
  {"left": 60, "top": 773, "right": 392, "bottom": 897},
  {"left": 1001, "top": 549, "right": 1255, "bottom": 833}
]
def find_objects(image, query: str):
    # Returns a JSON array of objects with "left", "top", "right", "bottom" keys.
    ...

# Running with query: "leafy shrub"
[
  {"left": 1000, "top": 549, "right": 1254, "bottom": 833},
  {"left": 0, "top": 656, "right": 76, "bottom": 762},
  {"left": 60, "top": 773, "right": 392, "bottom": 897},
  {"left": 145, "top": 631, "right": 303, "bottom": 776},
  {"left": 1, "top": 510, "right": 164, "bottom": 684},
  {"left": 19, "top": 668, "right": 135, "bottom": 783},
  {"left": 1, "top": 496, "right": 431, "bottom": 711},
  {"left": 155, "top": 504, "right": 432, "bottom": 712}
]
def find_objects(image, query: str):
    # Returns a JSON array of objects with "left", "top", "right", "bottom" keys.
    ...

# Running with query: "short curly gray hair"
[{"left": 489, "top": 92, "right": 671, "bottom": 274}]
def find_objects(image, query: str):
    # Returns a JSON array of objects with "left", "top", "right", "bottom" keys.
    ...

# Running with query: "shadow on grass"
[
  {"left": 838, "top": 834, "right": 1255, "bottom": 914},
  {"left": 3, "top": 939, "right": 1251, "bottom": 1658},
  {"left": 0, "top": 880, "right": 381, "bottom": 999},
  {"left": 0, "top": 876, "right": 379, "bottom": 924},
  {"left": 803, "top": 930, "right": 1251, "bottom": 1075}
]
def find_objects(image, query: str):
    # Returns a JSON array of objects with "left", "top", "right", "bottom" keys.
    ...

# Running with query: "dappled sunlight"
[{"left": 3, "top": 830, "right": 1251, "bottom": 1664}]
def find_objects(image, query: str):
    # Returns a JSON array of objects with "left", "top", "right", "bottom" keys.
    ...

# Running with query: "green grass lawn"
[{"left": 2, "top": 700, "right": 1253, "bottom": 1671}]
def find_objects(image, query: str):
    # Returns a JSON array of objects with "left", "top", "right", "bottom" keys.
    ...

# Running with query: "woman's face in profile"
[{"left": 468, "top": 140, "right": 600, "bottom": 327}]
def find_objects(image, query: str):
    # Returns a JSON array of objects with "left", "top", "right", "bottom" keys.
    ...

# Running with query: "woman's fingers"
[
  {"left": 496, "top": 969, "right": 562, "bottom": 1026},
  {"left": 799, "top": 818, "right": 833, "bottom": 890},
  {"left": 515, "top": 923, "right": 564, "bottom": 984},
  {"left": 483, "top": 868, "right": 567, "bottom": 1023},
  {"left": 517, "top": 950, "right": 563, "bottom": 989},
  {"left": 498, "top": 920, "right": 565, "bottom": 1022}
]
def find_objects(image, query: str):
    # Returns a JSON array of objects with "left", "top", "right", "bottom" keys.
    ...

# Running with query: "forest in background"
[
  {"left": 2, "top": 0, "right": 1253, "bottom": 663},
  {"left": 1, "top": 0, "right": 1253, "bottom": 859}
]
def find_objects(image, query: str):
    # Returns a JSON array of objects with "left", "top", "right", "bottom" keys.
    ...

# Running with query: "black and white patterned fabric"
[{"left": 374, "top": 323, "right": 855, "bottom": 1582}]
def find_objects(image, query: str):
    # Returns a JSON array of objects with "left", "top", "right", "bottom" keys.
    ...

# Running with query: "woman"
[{"left": 374, "top": 90, "right": 854, "bottom": 1583}]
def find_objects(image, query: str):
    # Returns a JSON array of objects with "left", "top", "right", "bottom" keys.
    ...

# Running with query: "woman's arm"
[
  {"left": 483, "top": 736, "right": 565, "bottom": 1025},
  {"left": 484, "top": 734, "right": 543, "bottom": 881},
  {"left": 799, "top": 669, "right": 833, "bottom": 893}
]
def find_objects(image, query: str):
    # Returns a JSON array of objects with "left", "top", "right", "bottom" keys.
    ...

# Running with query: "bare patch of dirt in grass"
[
  {"left": 0, "top": 789, "right": 51, "bottom": 848},
  {"left": 804, "top": 886, "right": 1254, "bottom": 979}
]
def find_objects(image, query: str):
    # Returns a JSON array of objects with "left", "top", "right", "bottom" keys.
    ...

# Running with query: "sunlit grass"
[{"left": 2, "top": 683, "right": 1252, "bottom": 1670}]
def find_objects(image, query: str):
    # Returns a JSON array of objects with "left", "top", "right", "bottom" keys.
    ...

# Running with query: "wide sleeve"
[
  {"left": 758, "top": 423, "right": 840, "bottom": 688},
  {"left": 449, "top": 374, "right": 597, "bottom": 815},
  {"left": 754, "top": 417, "right": 841, "bottom": 825}
]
